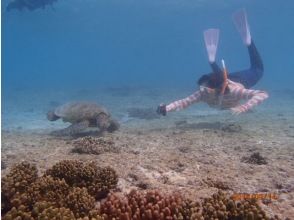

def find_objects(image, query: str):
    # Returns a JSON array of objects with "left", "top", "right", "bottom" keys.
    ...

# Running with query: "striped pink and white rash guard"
[{"left": 166, "top": 80, "right": 268, "bottom": 113}]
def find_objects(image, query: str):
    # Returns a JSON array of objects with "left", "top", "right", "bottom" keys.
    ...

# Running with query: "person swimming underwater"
[{"left": 157, "top": 9, "right": 268, "bottom": 116}]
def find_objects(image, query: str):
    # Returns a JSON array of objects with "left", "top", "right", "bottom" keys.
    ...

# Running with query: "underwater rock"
[
  {"left": 72, "top": 136, "right": 120, "bottom": 155},
  {"left": 221, "top": 123, "right": 242, "bottom": 132},
  {"left": 241, "top": 152, "right": 268, "bottom": 165},
  {"left": 127, "top": 107, "right": 160, "bottom": 120}
]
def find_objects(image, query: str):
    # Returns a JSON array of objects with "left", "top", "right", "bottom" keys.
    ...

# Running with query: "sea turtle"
[{"left": 47, "top": 102, "right": 119, "bottom": 136}]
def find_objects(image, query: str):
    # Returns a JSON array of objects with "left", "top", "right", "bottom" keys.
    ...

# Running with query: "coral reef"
[
  {"left": 201, "top": 191, "right": 267, "bottom": 219},
  {"left": 64, "top": 187, "right": 95, "bottom": 218},
  {"left": 72, "top": 136, "right": 119, "bottom": 155},
  {"left": 241, "top": 152, "right": 268, "bottom": 165},
  {"left": 2, "top": 205, "right": 33, "bottom": 220},
  {"left": 45, "top": 160, "right": 118, "bottom": 199},
  {"left": 11, "top": 176, "right": 70, "bottom": 208},
  {"left": 45, "top": 160, "right": 91, "bottom": 186},
  {"left": 2, "top": 161, "right": 281, "bottom": 220},
  {"left": 1, "top": 160, "right": 116, "bottom": 219},
  {"left": 100, "top": 190, "right": 185, "bottom": 219},
  {"left": 2, "top": 162, "right": 38, "bottom": 200},
  {"left": 32, "top": 201, "right": 75, "bottom": 219},
  {"left": 89, "top": 167, "right": 119, "bottom": 199},
  {"left": 1, "top": 162, "right": 38, "bottom": 215},
  {"left": 100, "top": 190, "right": 281, "bottom": 220},
  {"left": 127, "top": 107, "right": 160, "bottom": 120}
]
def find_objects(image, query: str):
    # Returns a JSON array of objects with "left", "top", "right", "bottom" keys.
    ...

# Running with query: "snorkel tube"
[{"left": 218, "top": 59, "right": 228, "bottom": 105}]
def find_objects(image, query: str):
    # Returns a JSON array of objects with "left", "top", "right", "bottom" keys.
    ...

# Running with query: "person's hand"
[
  {"left": 157, "top": 104, "right": 167, "bottom": 116},
  {"left": 230, "top": 106, "right": 247, "bottom": 115}
]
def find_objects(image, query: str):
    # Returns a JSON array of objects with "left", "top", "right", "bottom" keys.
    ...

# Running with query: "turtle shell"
[{"left": 54, "top": 102, "right": 109, "bottom": 123}]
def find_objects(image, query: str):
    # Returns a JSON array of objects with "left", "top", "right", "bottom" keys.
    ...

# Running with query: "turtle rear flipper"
[{"left": 51, "top": 120, "right": 90, "bottom": 137}]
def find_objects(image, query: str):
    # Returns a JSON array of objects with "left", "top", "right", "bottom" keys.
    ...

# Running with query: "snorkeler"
[{"left": 157, "top": 9, "right": 268, "bottom": 116}]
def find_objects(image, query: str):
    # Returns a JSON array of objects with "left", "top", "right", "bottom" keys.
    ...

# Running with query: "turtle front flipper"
[
  {"left": 107, "top": 119, "right": 120, "bottom": 132},
  {"left": 51, "top": 120, "right": 90, "bottom": 137},
  {"left": 96, "top": 113, "right": 111, "bottom": 132}
]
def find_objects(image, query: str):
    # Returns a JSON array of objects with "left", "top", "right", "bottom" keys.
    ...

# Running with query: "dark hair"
[
  {"left": 198, "top": 73, "right": 222, "bottom": 88},
  {"left": 197, "top": 73, "right": 229, "bottom": 94}
]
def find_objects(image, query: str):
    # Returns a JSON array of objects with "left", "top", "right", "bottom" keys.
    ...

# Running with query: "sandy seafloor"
[{"left": 1, "top": 86, "right": 294, "bottom": 219}]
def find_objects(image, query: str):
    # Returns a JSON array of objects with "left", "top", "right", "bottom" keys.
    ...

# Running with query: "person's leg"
[
  {"left": 248, "top": 40, "right": 263, "bottom": 72},
  {"left": 203, "top": 28, "right": 225, "bottom": 87},
  {"left": 230, "top": 9, "right": 264, "bottom": 88}
]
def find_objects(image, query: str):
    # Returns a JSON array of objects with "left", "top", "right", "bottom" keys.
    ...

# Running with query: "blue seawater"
[{"left": 2, "top": 0, "right": 294, "bottom": 130}]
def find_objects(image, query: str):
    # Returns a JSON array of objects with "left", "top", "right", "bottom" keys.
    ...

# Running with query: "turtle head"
[
  {"left": 96, "top": 113, "right": 111, "bottom": 131},
  {"left": 47, "top": 110, "right": 60, "bottom": 121}
]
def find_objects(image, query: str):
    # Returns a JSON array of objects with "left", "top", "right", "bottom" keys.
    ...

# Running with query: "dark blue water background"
[{"left": 2, "top": 0, "right": 294, "bottom": 92}]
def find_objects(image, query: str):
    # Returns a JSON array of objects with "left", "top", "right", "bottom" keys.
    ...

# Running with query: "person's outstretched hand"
[
  {"left": 157, "top": 104, "right": 167, "bottom": 116},
  {"left": 230, "top": 106, "right": 246, "bottom": 115}
]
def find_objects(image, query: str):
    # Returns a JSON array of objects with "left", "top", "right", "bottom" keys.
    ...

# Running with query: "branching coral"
[
  {"left": 100, "top": 190, "right": 281, "bottom": 220},
  {"left": 32, "top": 201, "right": 75, "bottom": 219},
  {"left": 201, "top": 191, "right": 270, "bottom": 220},
  {"left": 45, "top": 160, "right": 91, "bottom": 186},
  {"left": 2, "top": 161, "right": 108, "bottom": 220},
  {"left": 100, "top": 190, "right": 186, "bottom": 220},
  {"left": 89, "top": 167, "right": 118, "bottom": 199},
  {"left": 64, "top": 187, "right": 95, "bottom": 218},
  {"left": 1, "top": 161, "right": 281, "bottom": 220},
  {"left": 45, "top": 160, "right": 118, "bottom": 199},
  {"left": 2, "top": 205, "right": 33, "bottom": 220},
  {"left": 11, "top": 176, "right": 70, "bottom": 208},
  {"left": 1, "top": 162, "right": 38, "bottom": 215},
  {"left": 2, "top": 162, "right": 38, "bottom": 200},
  {"left": 72, "top": 136, "right": 119, "bottom": 155}
]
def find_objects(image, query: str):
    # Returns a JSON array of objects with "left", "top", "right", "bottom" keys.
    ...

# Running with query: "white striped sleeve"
[
  {"left": 232, "top": 87, "right": 269, "bottom": 112},
  {"left": 166, "top": 91, "right": 201, "bottom": 112}
]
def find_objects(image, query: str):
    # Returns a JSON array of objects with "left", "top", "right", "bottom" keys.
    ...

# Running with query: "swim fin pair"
[{"left": 203, "top": 8, "right": 252, "bottom": 64}]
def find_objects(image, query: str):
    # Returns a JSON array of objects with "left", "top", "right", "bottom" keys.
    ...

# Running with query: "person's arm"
[
  {"left": 166, "top": 91, "right": 202, "bottom": 112},
  {"left": 230, "top": 87, "right": 269, "bottom": 114}
]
